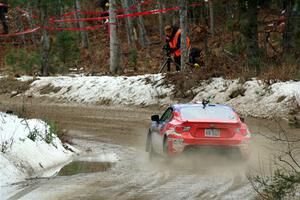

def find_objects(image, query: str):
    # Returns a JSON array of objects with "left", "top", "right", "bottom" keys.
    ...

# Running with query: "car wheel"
[
  {"left": 149, "top": 139, "right": 159, "bottom": 160},
  {"left": 146, "top": 132, "right": 157, "bottom": 159},
  {"left": 163, "top": 136, "right": 170, "bottom": 157},
  {"left": 163, "top": 136, "right": 173, "bottom": 164}
]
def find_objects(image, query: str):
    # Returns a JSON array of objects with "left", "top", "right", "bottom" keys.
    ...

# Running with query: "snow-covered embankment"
[
  {"left": 192, "top": 78, "right": 300, "bottom": 118},
  {"left": 25, "top": 74, "right": 172, "bottom": 106},
  {"left": 25, "top": 75, "right": 300, "bottom": 118},
  {"left": 0, "top": 112, "right": 75, "bottom": 194}
]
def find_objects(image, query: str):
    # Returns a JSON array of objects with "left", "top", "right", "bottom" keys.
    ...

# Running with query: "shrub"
[
  {"left": 129, "top": 49, "right": 138, "bottom": 71},
  {"left": 28, "top": 128, "right": 39, "bottom": 141},
  {"left": 259, "top": 60, "right": 297, "bottom": 84},
  {"left": 251, "top": 169, "right": 300, "bottom": 200},
  {"left": 1, "top": 141, "right": 9, "bottom": 153},
  {"left": 4, "top": 49, "right": 40, "bottom": 75},
  {"left": 51, "top": 32, "right": 80, "bottom": 74},
  {"left": 44, "top": 121, "right": 58, "bottom": 144}
]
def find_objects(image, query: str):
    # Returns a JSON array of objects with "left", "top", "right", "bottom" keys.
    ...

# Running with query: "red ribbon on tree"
[{"left": 0, "top": 27, "right": 40, "bottom": 37}]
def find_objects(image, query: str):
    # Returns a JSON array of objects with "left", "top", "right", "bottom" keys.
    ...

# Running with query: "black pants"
[
  {"left": 167, "top": 56, "right": 181, "bottom": 72},
  {"left": 174, "top": 56, "right": 181, "bottom": 71},
  {"left": 0, "top": 9, "right": 8, "bottom": 34}
]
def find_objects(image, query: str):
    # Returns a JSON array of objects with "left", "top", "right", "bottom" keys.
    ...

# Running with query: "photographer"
[
  {"left": 164, "top": 25, "right": 190, "bottom": 72},
  {"left": 0, "top": 0, "right": 8, "bottom": 34}
]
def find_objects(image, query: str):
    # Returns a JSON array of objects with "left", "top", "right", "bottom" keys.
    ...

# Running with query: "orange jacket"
[{"left": 169, "top": 29, "right": 191, "bottom": 57}]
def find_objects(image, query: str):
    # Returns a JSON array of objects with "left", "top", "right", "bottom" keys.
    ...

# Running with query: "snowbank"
[
  {"left": 23, "top": 74, "right": 300, "bottom": 118},
  {"left": 192, "top": 78, "right": 300, "bottom": 118},
  {"left": 0, "top": 112, "right": 74, "bottom": 189},
  {"left": 26, "top": 74, "right": 172, "bottom": 106}
]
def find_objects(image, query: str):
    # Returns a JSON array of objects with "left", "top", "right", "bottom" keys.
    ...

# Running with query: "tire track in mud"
[
  {"left": 8, "top": 137, "right": 255, "bottom": 200},
  {"left": 0, "top": 97, "right": 295, "bottom": 200}
]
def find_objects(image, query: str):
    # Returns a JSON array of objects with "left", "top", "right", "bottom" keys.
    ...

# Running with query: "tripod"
[{"left": 158, "top": 54, "right": 181, "bottom": 73}]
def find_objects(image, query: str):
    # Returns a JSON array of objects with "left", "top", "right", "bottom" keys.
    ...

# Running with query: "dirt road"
[{"left": 0, "top": 96, "right": 297, "bottom": 200}]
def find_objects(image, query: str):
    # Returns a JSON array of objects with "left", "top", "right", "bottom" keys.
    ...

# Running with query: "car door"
[{"left": 152, "top": 107, "right": 174, "bottom": 154}]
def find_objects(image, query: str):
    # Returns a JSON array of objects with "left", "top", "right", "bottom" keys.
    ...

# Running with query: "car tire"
[
  {"left": 163, "top": 136, "right": 171, "bottom": 157},
  {"left": 163, "top": 136, "right": 173, "bottom": 164},
  {"left": 148, "top": 139, "right": 158, "bottom": 160},
  {"left": 146, "top": 132, "right": 157, "bottom": 159}
]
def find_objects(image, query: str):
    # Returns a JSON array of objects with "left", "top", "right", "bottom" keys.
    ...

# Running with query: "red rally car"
[{"left": 146, "top": 103, "right": 251, "bottom": 159}]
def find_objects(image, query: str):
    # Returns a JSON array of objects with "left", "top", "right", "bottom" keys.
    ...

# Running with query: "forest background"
[{"left": 0, "top": 0, "right": 300, "bottom": 84}]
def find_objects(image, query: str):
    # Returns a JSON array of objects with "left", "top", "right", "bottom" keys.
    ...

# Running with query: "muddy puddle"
[{"left": 58, "top": 161, "right": 115, "bottom": 176}]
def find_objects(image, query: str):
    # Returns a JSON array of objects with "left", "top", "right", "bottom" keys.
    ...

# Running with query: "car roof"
[{"left": 171, "top": 103, "right": 235, "bottom": 112}]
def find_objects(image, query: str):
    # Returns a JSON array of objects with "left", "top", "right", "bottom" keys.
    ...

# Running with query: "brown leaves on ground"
[
  {"left": 0, "top": 77, "right": 34, "bottom": 95},
  {"left": 259, "top": 62, "right": 298, "bottom": 84}
]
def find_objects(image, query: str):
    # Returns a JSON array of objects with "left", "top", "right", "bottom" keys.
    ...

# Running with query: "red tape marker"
[
  {"left": 51, "top": 2, "right": 203, "bottom": 24},
  {"left": 52, "top": 6, "right": 180, "bottom": 23},
  {"left": 0, "top": 1, "right": 205, "bottom": 36},
  {"left": 0, "top": 27, "right": 40, "bottom": 37}
]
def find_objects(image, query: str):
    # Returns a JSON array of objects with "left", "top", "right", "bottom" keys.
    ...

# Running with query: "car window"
[
  {"left": 160, "top": 108, "right": 173, "bottom": 122},
  {"left": 180, "top": 105, "right": 237, "bottom": 121}
]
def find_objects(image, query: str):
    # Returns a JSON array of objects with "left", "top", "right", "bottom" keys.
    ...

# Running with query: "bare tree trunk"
[
  {"left": 75, "top": 0, "right": 89, "bottom": 48},
  {"left": 158, "top": 0, "right": 165, "bottom": 40},
  {"left": 134, "top": 0, "right": 149, "bottom": 48},
  {"left": 209, "top": 0, "right": 214, "bottom": 36},
  {"left": 180, "top": 0, "right": 189, "bottom": 70},
  {"left": 109, "top": 0, "right": 121, "bottom": 73},
  {"left": 26, "top": 2, "right": 36, "bottom": 44},
  {"left": 15, "top": 11, "right": 25, "bottom": 44},
  {"left": 39, "top": 2, "right": 50, "bottom": 76},
  {"left": 58, "top": 0, "right": 67, "bottom": 28},
  {"left": 121, "top": 0, "right": 135, "bottom": 48}
]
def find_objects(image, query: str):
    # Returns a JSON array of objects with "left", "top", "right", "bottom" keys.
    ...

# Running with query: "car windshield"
[{"left": 180, "top": 105, "right": 237, "bottom": 121}]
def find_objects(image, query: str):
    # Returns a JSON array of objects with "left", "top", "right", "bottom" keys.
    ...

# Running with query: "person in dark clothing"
[
  {"left": 189, "top": 47, "right": 203, "bottom": 68},
  {"left": 98, "top": 0, "right": 109, "bottom": 10},
  {"left": 164, "top": 25, "right": 190, "bottom": 71},
  {"left": 97, "top": 0, "right": 109, "bottom": 23},
  {"left": 0, "top": 1, "right": 8, "bottom": 34}
]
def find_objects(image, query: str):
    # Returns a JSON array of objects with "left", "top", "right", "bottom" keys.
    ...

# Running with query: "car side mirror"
[
  {"left": 151, "top": 115, "right": 160, "bottom": 123},
  {"left": 240, "top": 117, "right": 245, "bottom": 123}
]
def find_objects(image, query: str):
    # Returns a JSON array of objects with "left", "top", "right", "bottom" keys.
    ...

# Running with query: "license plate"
[{"left": 205, "top": 129, "right": 220, "bottom": 137}]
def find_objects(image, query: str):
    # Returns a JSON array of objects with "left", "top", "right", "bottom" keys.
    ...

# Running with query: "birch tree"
[
  {"left": 38, "top": 0, "right": 51, "bottom": 76},
  {"left": 109, "top": 0, "right": 121, "bottom": 73},
  {"left": 180, "top": 0, "right": 188, "bottom": 70},
  {"left": 158, "top": 0, "right": 165, "bottom": 40}
]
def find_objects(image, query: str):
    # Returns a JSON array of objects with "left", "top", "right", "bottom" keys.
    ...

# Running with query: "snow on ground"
[
  {"left": 22, "top": 74, "right": 300, "bottom": 118},
  {"left": 0, "top": 112, "right": 75, "bottom": 195},
  {"left": 25, "top": 74, "right": 172, "bottom": 106},
  {"left": 192, "top": 78, "right": 300, "bottom": 118}
]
